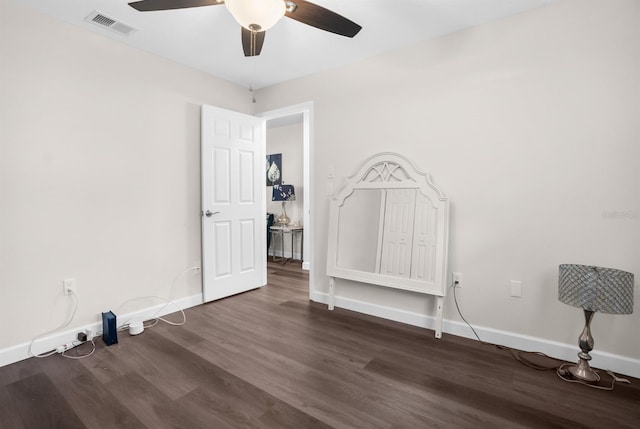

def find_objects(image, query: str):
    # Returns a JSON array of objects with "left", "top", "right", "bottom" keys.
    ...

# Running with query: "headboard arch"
[{"left": 334, "top": 152, "right": 447, "bottom": 203}]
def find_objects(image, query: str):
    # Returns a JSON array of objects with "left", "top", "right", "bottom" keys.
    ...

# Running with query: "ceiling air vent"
[{"left": 85, "top": 11, "right": 137, "bottom": 37}]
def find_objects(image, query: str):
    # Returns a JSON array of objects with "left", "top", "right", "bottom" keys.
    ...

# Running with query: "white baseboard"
[
  {"left": 7, "top": 290, "right": 638, "bottom": 380},
  {"left": 310, "top": 291, "right": 640, "bottom": 379},
  {"left": 268, "top": 249, "right": 302, "bottom": 261},
  {"left": 0, "top": 293, "right": 203, "bottom": 368}
]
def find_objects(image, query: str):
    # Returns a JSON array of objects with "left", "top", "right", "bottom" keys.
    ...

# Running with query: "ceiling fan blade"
[
  {"left": 285, "top": 0, "right": 361, "bottom": 38},
  {"left": 241, "top": 28, "right": 266, "bottom": 57},
  {"left": 128, "top": 0, "right": 223, "bottom": 12}
]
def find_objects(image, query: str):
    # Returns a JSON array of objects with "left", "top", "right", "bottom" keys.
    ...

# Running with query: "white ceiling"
[{"left": 13, "top": 0, "right": 556, "bottom": 89}]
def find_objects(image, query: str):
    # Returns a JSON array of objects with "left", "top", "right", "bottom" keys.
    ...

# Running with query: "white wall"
[
  {"left": 0, "top": 2, "right": 251, "bottom": 352},
  {"left": 2, "top": 0, "right": 638, "bottom": 376},
  {"left": 266, "top": 122, "right": 304, "bottom": 258},
  {"left": 255, "top": 0, "right": 640, "bottom": 364}
]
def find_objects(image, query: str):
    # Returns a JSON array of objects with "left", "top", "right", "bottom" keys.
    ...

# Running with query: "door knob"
[{"left": 204, "top": 210, "right": 220, "bottom": 217}]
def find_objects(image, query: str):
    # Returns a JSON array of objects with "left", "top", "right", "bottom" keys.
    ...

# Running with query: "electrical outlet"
[
  {"left": 452, "top": 272, "right": 463, "bottom": 288},
  {"left": 63, "top": 278, "right": 76, "bottom": 295},
  {"left": 85, "top": 328, "right": 94, "bottom": 341}
]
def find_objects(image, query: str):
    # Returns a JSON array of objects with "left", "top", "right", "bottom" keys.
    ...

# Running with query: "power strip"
[
  {"left": 55, "top": 343, "right": 77, "bottom": 354},
  {"left": 55, "top": 328, "right": 94, "bottom": 354}
]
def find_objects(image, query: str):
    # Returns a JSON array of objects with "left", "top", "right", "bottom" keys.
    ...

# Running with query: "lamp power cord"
[{"left": 451, "top": 280, "right": 629, "bottom": 391}]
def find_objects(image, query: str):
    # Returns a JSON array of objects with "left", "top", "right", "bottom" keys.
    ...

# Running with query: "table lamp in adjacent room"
[
  {"left": 558, "top": 264, "right": 634, "bottom": 382},
  {"left": 272, "top": 184, "right": 295, "bottom": 226}
]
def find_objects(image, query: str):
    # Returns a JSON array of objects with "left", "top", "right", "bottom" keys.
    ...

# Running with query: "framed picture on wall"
[{"left": 266, "top": 153, "right": 282, "bottom": 186}]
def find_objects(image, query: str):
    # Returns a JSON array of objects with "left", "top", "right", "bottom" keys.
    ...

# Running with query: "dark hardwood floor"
[{"left": 2, "top": 259, "right": 639, "bottom": 428}]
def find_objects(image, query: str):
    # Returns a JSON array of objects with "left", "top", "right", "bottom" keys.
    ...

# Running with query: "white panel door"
[
  {"left": 411, "top": 193, "right": 436, "bottom": 282},
  {"left": 379, "top": 189, "right": 416, "bottom": 278},
  {"left": 201, "top": 105, "right": 265, "bottom": 303}
]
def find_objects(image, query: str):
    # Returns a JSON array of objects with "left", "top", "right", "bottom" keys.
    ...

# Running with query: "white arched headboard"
[{"left": 326, "top": 152, "right": 450, "bottom": 338}]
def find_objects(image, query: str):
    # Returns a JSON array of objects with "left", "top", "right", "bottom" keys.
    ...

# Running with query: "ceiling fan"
[{"left": 128, "top": 0, "right": 362, "bottom": 57}]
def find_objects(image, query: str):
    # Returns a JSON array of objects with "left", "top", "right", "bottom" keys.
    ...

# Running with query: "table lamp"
[
  {"left": 558, "top": 264, "right": 634, "bottom": 382},
  {"left": 272, "top": 184, "right": 295, "bottom": 226}
]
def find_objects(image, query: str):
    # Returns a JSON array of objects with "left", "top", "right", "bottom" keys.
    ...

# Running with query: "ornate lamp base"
[
  {"left": 277, "top": 201, "right": 290, "bottom": 225},
  {"left": 567, "top": 309, "right": 600, "bottom": 383},
  {"left": 566, "top": 361, "right": 600, "bottom": 383}
]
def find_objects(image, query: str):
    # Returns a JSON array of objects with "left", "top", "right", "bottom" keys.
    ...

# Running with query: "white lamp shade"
[{"left": 225, "top": 0, "right": 285, "bottom": 32}]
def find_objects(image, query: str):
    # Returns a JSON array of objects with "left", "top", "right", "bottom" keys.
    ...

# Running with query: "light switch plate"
[{"left": 510, "top": 280, "right": 522, "bottom": 298}]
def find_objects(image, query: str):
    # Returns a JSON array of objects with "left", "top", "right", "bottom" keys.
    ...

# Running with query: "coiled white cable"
[{"left": 28, "top": 290, "right": 79, "bottom": 358}]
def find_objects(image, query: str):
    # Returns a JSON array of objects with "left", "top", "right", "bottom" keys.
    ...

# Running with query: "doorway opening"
[{"left": 259, "top": 102, "right": 313, "bottom": 299}]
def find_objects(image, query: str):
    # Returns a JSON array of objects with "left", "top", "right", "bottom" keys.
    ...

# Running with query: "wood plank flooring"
[{"left": 2, "top": 259, "right": 639, "bottom": 428}]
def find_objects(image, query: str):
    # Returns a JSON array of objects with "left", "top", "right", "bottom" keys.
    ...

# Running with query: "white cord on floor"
[
  {"left": 115, "top": 266, "right": 198, "bottom": 331},
  {"left": 62, "top": 337, "right": 96, "bottom": 360},
  {"left": 27, "top": 266, "right": 197, "bottom": 359},
  {"left": 117, "top": 295, "right": 187, "bottom": 331}
]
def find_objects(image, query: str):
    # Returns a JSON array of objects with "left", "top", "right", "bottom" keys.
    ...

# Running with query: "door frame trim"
[{"left": 258, "top": 101, "right": 313, "bottom": 300}]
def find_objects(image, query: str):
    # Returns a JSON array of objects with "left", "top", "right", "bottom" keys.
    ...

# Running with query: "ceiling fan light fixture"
[{"left": 225, "top": 0, "right": 285, "bottom": 32}]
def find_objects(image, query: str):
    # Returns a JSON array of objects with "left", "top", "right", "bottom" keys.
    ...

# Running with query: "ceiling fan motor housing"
[{"left": 225, "top": 0, "right": 286, "bottom": 32}]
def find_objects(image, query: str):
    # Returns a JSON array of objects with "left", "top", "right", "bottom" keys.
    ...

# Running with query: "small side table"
[{"left": 269, "top": 225, "right": 303, "bottom": 265}]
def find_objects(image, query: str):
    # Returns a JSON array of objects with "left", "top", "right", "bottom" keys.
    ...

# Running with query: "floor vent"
[{"left": 85, "top": 11, "right": 137, "bottom": 37}]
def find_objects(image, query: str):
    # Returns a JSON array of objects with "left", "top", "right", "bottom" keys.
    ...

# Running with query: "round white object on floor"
[{"left": 128, "top": 321, "right": 144, "bottom": 336}]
